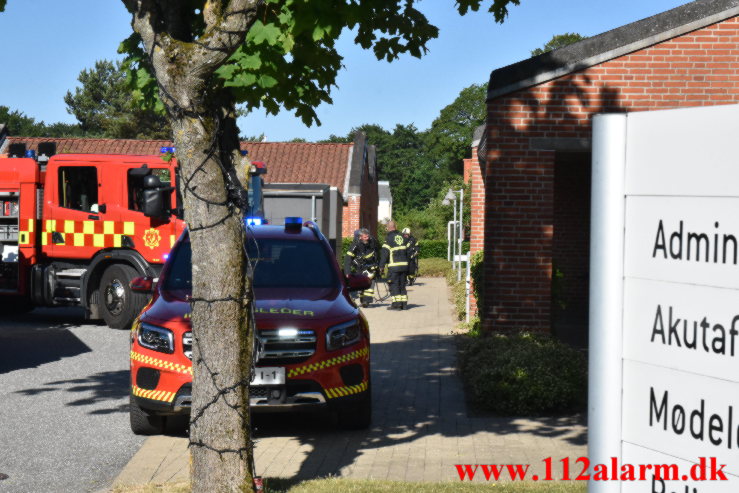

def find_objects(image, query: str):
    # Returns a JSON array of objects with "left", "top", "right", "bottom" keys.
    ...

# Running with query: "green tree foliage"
[
  {"left": 64, "top": 60, "right": 171, "bottom": 139},
  {"left": 323, "top": 80, "right": 485, "bottom": 213},
  {"left": 425, "top": 82, "right": 486, "bottom": 174},
  {"left": 0, "top": 106, "right": 85, "bottom": 137},
  {"left": 395, "top": 176, "right": 470, "bottom": 240},
  {"left": 531, "top": 32, "right": 586, "bottom": 56}
]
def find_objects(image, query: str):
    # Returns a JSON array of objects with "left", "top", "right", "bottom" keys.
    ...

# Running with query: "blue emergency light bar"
[
  {"left": 284, "top": 217, "right": 303, "bottom": 232},
  {"left": 160, "top": 146, "right": 176, "bottom": 154},
  {"left": 245, "top": 217, "right": 264, "bottom": 226},
  {"left": 25, "top": 150, "right": 36, "bottom": 159}
]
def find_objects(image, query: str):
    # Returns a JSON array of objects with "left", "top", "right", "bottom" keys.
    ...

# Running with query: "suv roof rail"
[{"left": 303, "top": 221, "right": 325, "bottom": 241}]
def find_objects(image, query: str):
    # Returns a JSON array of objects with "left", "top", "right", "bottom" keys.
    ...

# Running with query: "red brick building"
[
  {"left": 470, "top": 0, "right": 739, "bottom": 344},
  {"left": 0, "top": 132, "right": 378, "bottom": 237}
]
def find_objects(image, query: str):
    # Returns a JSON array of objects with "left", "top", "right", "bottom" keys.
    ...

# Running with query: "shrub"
[
  {"left": 469, "top": 250, "right": 484, "bottom": 311},
  {"left": 417, "top": 240, "right": 470, "bottom": 259},
  {"left": 458, "top": 331, "right": 587, "bottom": 415},
  {"left": 460, "top": 316, "right": 482, "bottom": 338}
]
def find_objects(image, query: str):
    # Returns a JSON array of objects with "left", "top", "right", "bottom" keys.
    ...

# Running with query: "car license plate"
[{"left": 252, "top": 367, "right": 285, "bottom": 385}]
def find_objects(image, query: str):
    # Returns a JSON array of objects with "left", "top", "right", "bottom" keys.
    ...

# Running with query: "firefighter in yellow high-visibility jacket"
[
  {"left": 379, "top": 221, "right": 410, "bottom": 310},
  {"left": 344, "top": 228, "right": 379, "bottom": 307}
]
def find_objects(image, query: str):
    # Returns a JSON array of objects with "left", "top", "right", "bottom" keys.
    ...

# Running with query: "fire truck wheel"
[
  {"left": 99, "top": 264, "right": 148, "bottom": 330},
  {"left": 336, "top": 382, "right": 372, "bottom": 430},
  {"left": 129, "top": 396, "right": 165, "bottom": 435}
]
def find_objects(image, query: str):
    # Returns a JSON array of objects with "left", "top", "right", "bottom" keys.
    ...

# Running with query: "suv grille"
[
  {"left": 257, "top": 329, "right": 316, "bottom": 364},
  {"left": 182, "top": 329, "right": 317, "bottom": 365}
]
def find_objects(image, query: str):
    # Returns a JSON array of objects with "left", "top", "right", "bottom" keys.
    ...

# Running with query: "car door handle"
[{"left": 88, "top": 215, "right": 100, "bottom": 220}]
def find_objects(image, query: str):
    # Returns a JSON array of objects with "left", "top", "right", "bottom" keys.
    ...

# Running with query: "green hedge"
[
  {"left": 470, "top": 250, "right": 484, "bottom": 310},
  {"left": 458, "top": 331, "right": 587, "bottom": 415},
  {"left": 417, "top": 240, "right": 470, "bottom": 259}
]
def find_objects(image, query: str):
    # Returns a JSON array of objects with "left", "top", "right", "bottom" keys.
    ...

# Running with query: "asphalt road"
[{"left": 0, "top": 307, "right": 145, "bottom": 493}]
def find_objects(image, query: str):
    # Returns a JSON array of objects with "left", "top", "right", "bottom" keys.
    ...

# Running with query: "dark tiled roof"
[
  {"left": 4, "top": 137, "right": 354, "bottom": 194},
  {"left": 239, "top": 141, "right": 353, "bottom": 193},
  {"left": 488, "top": 0, "right": 739, "bottom": 100}
]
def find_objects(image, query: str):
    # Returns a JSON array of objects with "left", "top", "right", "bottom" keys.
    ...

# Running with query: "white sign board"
[{"left": 589, "top": 104, "right": 739, "bottom": 493}]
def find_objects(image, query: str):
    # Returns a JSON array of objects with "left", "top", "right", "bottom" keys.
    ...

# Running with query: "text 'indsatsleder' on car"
[{"left": 128, "top": 217, "right": 373, "bottom": 434}]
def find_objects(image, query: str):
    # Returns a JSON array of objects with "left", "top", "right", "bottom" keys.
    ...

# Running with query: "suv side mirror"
[
  {"left": 346, "top": 274, "right": 372, "bottom": 291},
  {"left": 130, "top": 276, "right": 155, "bottom": 293}
]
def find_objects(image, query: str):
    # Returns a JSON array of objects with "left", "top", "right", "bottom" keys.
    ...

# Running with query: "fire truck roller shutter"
[{"left": 98, "top": 263, "right": 150, "bottom": 330}]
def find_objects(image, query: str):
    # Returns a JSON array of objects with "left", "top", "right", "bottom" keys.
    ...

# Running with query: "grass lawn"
[{"left": 114, "top": 478, "right": 587, "bottom": 493}]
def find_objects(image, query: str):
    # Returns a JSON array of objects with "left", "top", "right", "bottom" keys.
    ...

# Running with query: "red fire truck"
[{"left": 0, "top": 142, "right": 186, "bottom": 329}]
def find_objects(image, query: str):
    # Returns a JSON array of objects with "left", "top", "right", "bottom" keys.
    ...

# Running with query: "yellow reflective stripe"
[
  {"left": 324, "top": 380, "right": 369, "bottom": 400},
  {"left": 387, "top": 261, "right": 408, "bottom": 267},
  {"left": 131, "top": 350, "right": 193, "bottom": 375},
  {"left": 132, "top": 384, "right": 176, "bottom": 403},
  {"left": 287, "top": 346, "right": 369, "bottom": 378},
  {"left": 389, "top": 245, "right": 406, "bottom": 251},
  {"left": 347, "top": 251, "right": 355, "bottom": 257},
  {"left": 28, "top": 218, "right": 34, "bottom": 233},
  {"left": 362, "top": 252, "right": 375, "bottom": 258}
]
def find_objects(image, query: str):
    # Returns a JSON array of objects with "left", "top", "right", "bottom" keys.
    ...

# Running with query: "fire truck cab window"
[
  {"left": 58, "top": 167, "right": 98, "bottom": 212},
  {"left": 128, "top": 168, "right": 171, "bottom": 211}
]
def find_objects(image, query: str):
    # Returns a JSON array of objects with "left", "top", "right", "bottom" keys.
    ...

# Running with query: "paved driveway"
[
  {"left": 0, "top": 308, "right": 145, "bottom": 493},
  {"left": 116, "top": 277, "right": 586, "bottom": 486}
]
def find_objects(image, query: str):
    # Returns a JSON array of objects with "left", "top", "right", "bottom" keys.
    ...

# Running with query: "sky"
[{"left": 0, "top": 0, "right": 691, "bottom": 142}]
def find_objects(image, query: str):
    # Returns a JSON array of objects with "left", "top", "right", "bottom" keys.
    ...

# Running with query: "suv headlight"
[
  {"left": 138, "top": 322, "right": 174, "bottom": 354},
  {"left": 326, "top": 320, "right": 362, "bottom": 351}
]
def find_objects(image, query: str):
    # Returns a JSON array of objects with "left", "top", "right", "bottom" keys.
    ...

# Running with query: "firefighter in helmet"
[
  {"left": 379, "top": 220, "right": 410, "bottom": 310},
  {"left": 402, "top": 227, "right": 419, "bottom": 286},
  {"left": 344, "top": 228, "right": 379, "bottom": 307}
]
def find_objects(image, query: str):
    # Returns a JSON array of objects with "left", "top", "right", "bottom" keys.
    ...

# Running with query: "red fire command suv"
[{"left": 128, "top": 219, "right": 372, "bottom": 434}]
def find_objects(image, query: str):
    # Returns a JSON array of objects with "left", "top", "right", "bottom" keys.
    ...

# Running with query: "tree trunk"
[
  {"left": 173, "top": 108, "right": 255, "bottom": 492},
  {"left": 122, "top": 2, "right": 260, "bottom": 491}
]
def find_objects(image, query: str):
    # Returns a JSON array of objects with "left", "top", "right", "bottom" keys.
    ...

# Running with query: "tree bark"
[{"left": 122, "top": 1, "right": 260, "bottom": 491}]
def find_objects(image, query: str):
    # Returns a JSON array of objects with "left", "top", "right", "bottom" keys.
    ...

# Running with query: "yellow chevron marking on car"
[
  {"left": 132, "top": 384, "right": 176, "bottom": 403},
  {"left": 131, "top": 351, "right": 193, "bottom": 375},
  {"left": 287, "top": 346, "right": 369, "bottom": 378},
  {"left": 324, "top": 380, "right": 369, "bottom": 399}
]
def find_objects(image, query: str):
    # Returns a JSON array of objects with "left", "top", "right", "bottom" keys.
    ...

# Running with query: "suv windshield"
[{"left": 163, "top": 236, "right": 336, "bottom": 292}]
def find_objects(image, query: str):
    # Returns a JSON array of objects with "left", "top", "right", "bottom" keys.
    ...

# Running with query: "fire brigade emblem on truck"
[{"left": 142, "top": 228, "right": 161, "bottom": 249}]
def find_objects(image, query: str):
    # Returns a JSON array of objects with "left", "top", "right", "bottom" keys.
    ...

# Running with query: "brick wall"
[
  {"left": 483, "top": 16, "right": 739, "bottom": 332},
  {"left": 343, "top": 195, "right": 361, "bottom": 237},
  {"left": 463, "top": 146, "right": 485, "bottom": 317}
]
